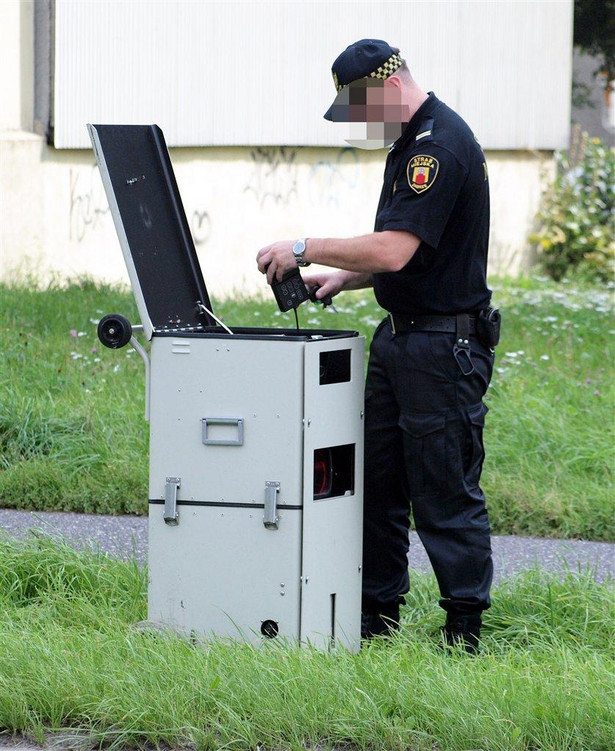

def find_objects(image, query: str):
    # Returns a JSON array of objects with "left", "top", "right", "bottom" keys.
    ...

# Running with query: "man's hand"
[
  {"left": 256, "top": 241, "right": 297, "bottom": 284},
  {"left": 303, "top": 271, "right": 346, "bottom": 301}
]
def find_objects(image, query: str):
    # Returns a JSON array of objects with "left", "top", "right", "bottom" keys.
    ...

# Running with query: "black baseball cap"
[{"left": 324, "top": 39, "right": 403, "bottom": 121}]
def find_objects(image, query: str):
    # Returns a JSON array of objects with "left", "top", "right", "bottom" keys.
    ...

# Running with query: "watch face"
[{"left": 293, "top": 240, "right": 306, "bottom": 255}]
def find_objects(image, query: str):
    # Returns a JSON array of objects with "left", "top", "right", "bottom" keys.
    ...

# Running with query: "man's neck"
[{"left": 405, "top": 86, "right": 429, "bottom": 122}]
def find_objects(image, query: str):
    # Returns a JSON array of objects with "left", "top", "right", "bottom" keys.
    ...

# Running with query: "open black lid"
[{"left": 88, "top": 124, "right": 216, "bottom": 338}]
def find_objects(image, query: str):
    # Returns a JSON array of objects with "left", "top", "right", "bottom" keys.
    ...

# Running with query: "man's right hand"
[
  {"left": 303, "top": 271, "right": 346, "bottom": 301},
  {"left": 303, "top": 270, "right": 373, "bottom": 300}
]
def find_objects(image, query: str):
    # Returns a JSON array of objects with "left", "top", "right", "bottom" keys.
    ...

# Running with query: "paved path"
[{"left": 1, "top": 508, "right": 613, "bottom": 583}]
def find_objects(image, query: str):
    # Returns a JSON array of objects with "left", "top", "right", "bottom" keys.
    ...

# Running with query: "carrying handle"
[{"left": 201, "top": 417, "right": 244, "bottom": 446}]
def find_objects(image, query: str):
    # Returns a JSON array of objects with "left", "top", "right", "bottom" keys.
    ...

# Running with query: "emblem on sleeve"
[{"left": 406, "top": 154, "right": 439, "bottom": 194}]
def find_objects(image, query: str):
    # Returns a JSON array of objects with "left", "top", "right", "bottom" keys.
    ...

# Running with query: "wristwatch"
[{"left": 292, "top": 238, "right": 311, "bottom": 267}]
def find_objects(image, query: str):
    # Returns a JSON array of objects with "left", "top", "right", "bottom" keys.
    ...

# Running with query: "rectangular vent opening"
[
  {"left": 313, "top": 443, "right": 355, "bottom": 500},
  {"left": 319, "top": 349, "right": 351, "bottom": 385}
]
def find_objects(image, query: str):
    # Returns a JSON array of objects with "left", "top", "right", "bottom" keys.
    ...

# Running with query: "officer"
[{"left": 256, "top": 39, "right": 498, "bottom": 653}]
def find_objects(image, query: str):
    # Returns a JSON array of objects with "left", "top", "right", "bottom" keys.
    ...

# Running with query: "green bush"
[{"left": 530, "top": 131, "right": 615, "bottom": 282}]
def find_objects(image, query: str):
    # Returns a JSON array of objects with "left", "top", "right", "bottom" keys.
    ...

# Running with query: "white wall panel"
[{"left": 53, "top": 0, "right": 573, "bottom": 149}]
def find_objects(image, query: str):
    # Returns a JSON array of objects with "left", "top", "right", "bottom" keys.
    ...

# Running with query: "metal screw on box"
[{"left": 89, "top": 123, "right": 364, "bottom": 653}]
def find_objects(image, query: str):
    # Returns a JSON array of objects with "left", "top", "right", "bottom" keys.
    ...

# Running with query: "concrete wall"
[
  {"left": 1, "top": 133, "right": 550, "bottom": 297},
  {"left": 0, "top": 0, "right": 554, "bottom": 296},
  {"left": 0, "top": 0, "right": 33, "bottom": 132}
]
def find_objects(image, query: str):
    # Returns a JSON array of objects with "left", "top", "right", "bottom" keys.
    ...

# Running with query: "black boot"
[
  {"left": 440, "top": 612, "right": 482, "bottom": 654},
  {"left": 361, "top": 603, "right": 400, "bottom": 640}
]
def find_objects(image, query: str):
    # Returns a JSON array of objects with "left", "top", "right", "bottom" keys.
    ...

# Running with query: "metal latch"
[
  {"left": 264, "top": 481, "right": 280, "bottom": 530},
  {"left": 164, "top": 477, "right": 181, "bottom": 525}
]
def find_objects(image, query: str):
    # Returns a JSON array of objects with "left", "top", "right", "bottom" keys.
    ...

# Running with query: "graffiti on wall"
[
  {"left": 190, "top": 209, "right": 211, "bottom": 246},
  {"left": 69, "top": 165, "right": 212, "bottom": 248},
  {"left": 242, "top": 146, "right": 362, "bottom": 210},
  {"left": 308, "top": 147, "right": 361, "bottom": 207},
  {"left": 69, "top": 166, "right": 110, "bottom": 242},
  {"left": 243, "top": 147, "right": 299, "bottom": 207},
  {"left": 68, "top": 147, "right": 362, "bottom": 252}
]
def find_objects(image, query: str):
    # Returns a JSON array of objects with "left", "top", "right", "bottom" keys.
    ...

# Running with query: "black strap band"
[{"left": 388, "top": 312, "right": 477, "bottom": 335}]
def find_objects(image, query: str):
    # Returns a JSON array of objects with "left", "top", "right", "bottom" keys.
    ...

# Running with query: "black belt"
[{"left": 387, "top": 312, "right": 477, "bottom": 335}]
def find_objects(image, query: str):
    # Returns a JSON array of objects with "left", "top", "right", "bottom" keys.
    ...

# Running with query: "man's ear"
[{"left": 385, "top": 75, "right": 403, "bottom": 90}]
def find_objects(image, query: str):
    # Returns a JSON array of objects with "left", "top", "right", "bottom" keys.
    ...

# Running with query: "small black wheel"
[{"left": 98, "top": 314, "right": 133, "bottom": 349}]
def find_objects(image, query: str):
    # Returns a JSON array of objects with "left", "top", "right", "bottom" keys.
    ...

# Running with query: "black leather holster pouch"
[{"left": 477, "top": 307, "right": 501, "bottom": 349}]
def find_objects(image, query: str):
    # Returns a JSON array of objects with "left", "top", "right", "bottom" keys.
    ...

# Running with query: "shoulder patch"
[{"left": 406, "top": 154, "right": 439, "bottom": 194}]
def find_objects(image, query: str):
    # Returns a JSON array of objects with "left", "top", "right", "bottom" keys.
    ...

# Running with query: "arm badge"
[{"left": 406, "top": 155, "right": 439, "bottom": 194}]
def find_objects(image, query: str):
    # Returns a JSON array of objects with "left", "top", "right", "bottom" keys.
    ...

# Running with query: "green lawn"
[
  {"left": 0, "top": 534, "right": 612, "bottom": 751},
  {"left": 0, "top": 276, "right": 613, "bottom": 539},
  {"left": 0, "top": 276, "right": 614, "bottom": 750}
]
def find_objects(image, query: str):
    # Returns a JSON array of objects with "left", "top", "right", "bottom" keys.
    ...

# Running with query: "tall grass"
[
  {"left": 0, "top": 276, "right": 613, "bottom": 540},
  {"left": 0, "top": 535, "right": 612, "bottom": 751},
  {"left": 0, "top": 279, "right": 147, "bottom": 513}
]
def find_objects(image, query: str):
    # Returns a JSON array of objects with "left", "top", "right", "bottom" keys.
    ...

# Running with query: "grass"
[
  {"left": 0, "top": 279, "right": 147, "bottom": 514},
  {"left": 0, "top": 534, "right": 612, "bottom": 751},
  {"left": 0, "top": 275, "right": 613, "bottom": 540}
]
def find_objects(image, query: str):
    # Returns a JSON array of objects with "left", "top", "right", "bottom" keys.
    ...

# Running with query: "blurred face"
[{"left": 330, "top": 77, "right": 411, "bottom": 149}]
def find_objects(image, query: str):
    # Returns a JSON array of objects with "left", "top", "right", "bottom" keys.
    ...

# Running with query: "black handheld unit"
[
  {"left": 270, "top": 267, "right": 333, "bottom": 312},
  {"left": 271, "top": 267, "right": 310, "bottom": 312}
]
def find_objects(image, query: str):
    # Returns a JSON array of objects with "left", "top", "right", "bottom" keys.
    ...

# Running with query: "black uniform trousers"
[{"left": 362, "top": 318, "right": 494, "bottom": 616}]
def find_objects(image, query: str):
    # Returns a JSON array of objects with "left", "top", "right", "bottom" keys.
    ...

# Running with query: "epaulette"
[{"left": 415, "top": 116, "right": 434, "bottom": 144}]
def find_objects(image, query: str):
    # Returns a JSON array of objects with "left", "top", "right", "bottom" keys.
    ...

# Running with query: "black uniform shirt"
[{"left": 373, "top": 92, "right": 491, "bottom": 315}]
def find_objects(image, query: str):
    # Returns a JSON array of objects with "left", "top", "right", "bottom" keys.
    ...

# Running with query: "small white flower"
[{"left": 540, "top": 355, "right": 549, "bottom": 361}]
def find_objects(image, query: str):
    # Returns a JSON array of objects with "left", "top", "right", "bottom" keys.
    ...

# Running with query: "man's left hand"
[{"left": 256, "top": 241, "right": 297, "bottom": 284}]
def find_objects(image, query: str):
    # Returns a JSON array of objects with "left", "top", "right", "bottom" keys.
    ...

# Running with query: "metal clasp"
[
  {"left": 454, "top": 314, "right": 475, "bottom": 376},
  {"left": 164, "top": 477, "right": 181, "bottom": 525},
  {"left": 453, "top": 340, "right": 475, "bottom": 376},
  {"left": 264, "top": 481, "right": 280, "bottom": 530}
]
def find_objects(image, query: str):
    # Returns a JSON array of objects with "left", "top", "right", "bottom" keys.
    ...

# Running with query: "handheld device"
[
  {"left": 270, "top": 267, "right": 333, "bottom": 312},
  {"left": 271, "top": 267, "right": 310, "bottom": 312}
]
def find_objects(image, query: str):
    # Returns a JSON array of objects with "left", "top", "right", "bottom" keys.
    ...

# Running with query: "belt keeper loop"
[{"left": 456, "top": 313, "right": 470, "bottom": 347}]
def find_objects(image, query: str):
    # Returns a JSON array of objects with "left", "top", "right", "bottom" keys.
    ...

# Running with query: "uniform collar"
[{"left": 391, "top": 91, "right": 439, "bottom": 151}]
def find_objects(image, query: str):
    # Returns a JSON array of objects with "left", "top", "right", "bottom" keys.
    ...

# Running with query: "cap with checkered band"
[{"left": 324, "top": 39, "right": 403, "bottom": 121}]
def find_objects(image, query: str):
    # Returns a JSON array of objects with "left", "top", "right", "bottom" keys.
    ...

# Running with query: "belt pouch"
[{"left": 477, "top": 307, "right": 502, "bottom": 349}]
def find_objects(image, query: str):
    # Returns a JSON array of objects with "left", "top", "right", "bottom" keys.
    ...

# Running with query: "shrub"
[{"left": 530, "top": 130, "right": 615, "bottom": 282}]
